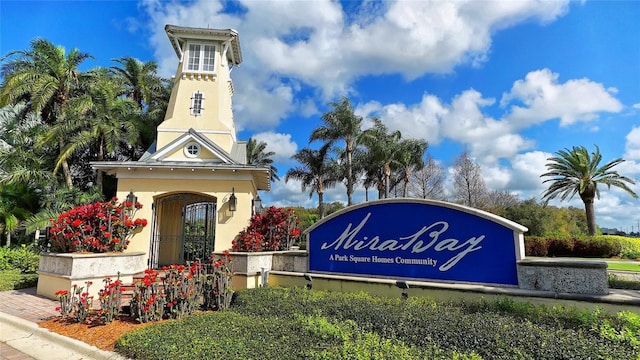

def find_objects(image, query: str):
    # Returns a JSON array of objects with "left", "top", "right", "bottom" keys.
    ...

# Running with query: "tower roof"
[{"left": 165, "top": 24, "right": 242, "bottom": 66}]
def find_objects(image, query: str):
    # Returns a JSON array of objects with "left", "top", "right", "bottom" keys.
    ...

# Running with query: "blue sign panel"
[{"left": 307, "top": 200, "right": 525, "bottom": 286}]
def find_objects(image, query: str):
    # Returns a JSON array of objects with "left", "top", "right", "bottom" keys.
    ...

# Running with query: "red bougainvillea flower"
[{"left": 48, "top": 198, "right": 148, "bottom": 253}]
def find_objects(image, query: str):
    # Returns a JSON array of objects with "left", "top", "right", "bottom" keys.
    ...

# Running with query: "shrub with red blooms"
[
  {"left": 55, "top": 281, "right": 94, "bottom": 323},
  {"left": 162, "top": 264, "right": 202, "bottom": 319},
  {"left": 202, "top": 251, "right": 234, "bottom": 311},
  {"left": 232, "top": 206, "right": 302, "bottom": 252},
  {"left": 99, "top": 274, "right": 123, "bottom": 324},
  {"left": 48, "top": 197, "right": 148, "bottom": 253},
  {"left": 130, "top": 269, "right": 166, "bottom": 323}
]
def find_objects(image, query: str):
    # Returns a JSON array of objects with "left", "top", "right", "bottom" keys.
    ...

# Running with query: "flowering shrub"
[
  {"left": 99, "top": 274, "right": 122, "bottom": 324},
  {"left": 130, "top": 269, "right": 165, "bottom": 323},
  {"left": 162, "top": 264, "right": 202, "bottom": 319},
  {"left": 232, "top": 207, "right": 302, "bottom": 252},
  {"left": 49, "top": 197, "right": 148, "bottom": 253},
  {"left": 55, "top": 282, "right": 93, "bottom": 323},
  {"left": 202, "top": 251, "right": 234, "bottom": 311}
]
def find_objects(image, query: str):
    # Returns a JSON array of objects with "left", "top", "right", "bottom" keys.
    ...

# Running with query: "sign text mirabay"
[
  {"left": 320, "top": 213, "right": 485, "bottom": 272},
  {"left": 307, "top": 200, "right": 525, "bottom": 286}
]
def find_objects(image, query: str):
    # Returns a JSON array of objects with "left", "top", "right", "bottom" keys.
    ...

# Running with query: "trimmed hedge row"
[
  {"left": 116, "top": 287, "right": 639, "bottom": 359},
  {"left": 230, "top": 288, "right": 638, "bottom": 359},
  {"left": 524, "top": 235, "right": 631, "bottom": 258},
  {"left": 116, "top": 311, "right": 477, "bottom": 359}
]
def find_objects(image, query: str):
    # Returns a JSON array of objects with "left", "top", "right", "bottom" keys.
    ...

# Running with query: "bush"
[
  {"left": 0, "top": 244, "right": 40, "bottom": 273},
  {"left": 116, "top": 311, "right": 475, "bottom": 360},
  {"left": 609, "top": 274, "right": 640, "bottom": 290},
  {"left": 230, "top": 288, "right": 638, "bottom": 359},
  {"left": 525, "top": 235, "right": 628, "bottom": 258},
  {"left": 113, "top": 288, "right": 639, "bottom": 359},
  {"left": 614, "top": 236, "right": 640, "bottom": 259},
  {"left": 574, "top": 237, "right": 622, "bottom": 258},
  {"left": 546, "top": 237, "right": 575, "bottom": 256},
  {"left": 48, "top": 197, "right": 147, "bottom": 253},
  {"left": 232, "top": 206, "right": 301, "bottom": 252},
  {"left": 0, "top": 269, "right": 38, "bottom": 291},
  {"left": 524, "top": 236, "right": 548, "bottom": 256}
]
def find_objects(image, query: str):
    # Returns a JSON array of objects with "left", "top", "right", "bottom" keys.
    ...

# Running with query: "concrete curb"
[{"left": 0, "top": 311, "right": 127, "bottom": 360}]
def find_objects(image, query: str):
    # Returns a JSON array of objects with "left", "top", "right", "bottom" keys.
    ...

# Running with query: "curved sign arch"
[{"left": 306, "top": 199, "right": 528, "bottom": 286}]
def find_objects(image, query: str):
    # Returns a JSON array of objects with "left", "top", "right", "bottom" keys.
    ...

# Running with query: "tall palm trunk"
[
  {"left": 96, "top": 136, "right": 105, "bottom": 190},
  {"left": 318, "top": 192, "right": 325, "bottom": 219},
  {"left": 583, "top": 199, "right": 596, "bottom": 236},
  {"left": 383, "top": 162, "right": 391, "bottom": 198},
  {"left": 59, "top": 139, "right": 74, "bottom": 189},
  {"left": 580, "top": 184, "right": 597, "bottom": 236},
  {"left": 346, "top": 145, "right": 353, "bottom": 206}
]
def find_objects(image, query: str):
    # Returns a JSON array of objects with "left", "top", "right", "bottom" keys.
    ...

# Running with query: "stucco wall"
[{"left": 117, "top": 177, "right": 255, "bottom": 267}]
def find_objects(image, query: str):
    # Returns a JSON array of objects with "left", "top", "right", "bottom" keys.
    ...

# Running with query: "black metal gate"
[{"left": 149, "top": 193, "right": 217, "bottom": 268}]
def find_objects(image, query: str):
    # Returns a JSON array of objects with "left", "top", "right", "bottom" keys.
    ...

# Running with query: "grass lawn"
[
  {"left": 0, "top": 270, "right": 38, "bottom": 291},
  {"left": 606, "top": 260, "right": 640, "bottom": 272}
]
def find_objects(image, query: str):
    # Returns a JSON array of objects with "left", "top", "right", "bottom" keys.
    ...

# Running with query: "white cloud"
[
  {"left": 357, "top": 94, "right": 446, "bottom": 144},
  {"left": 251, "top": 132, "right": 298, "bottom": 163},
  {"left": 141, "top": 0, "right": 572, "bottom": 131},
  {"left": 624, "top": 126, "right": 640, "bottom": 161},
  {"left": 507, "top": 151, "right": 551, "bottom": 195},
  {"left": 633, "top": 103, "right": 640, "bottom": 109},
  {"left": 501, "top": 68, "right": 623, "bottom": 126}
]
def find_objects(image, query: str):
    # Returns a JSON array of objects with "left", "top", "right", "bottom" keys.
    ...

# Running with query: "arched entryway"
[{"left": 149, "top": 193, "right": 217, "bottom": 268}]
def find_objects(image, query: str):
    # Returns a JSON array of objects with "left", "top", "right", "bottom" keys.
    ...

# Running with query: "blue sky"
[{"left": 2, "top": 0, "right": 639, "bottom": 231}]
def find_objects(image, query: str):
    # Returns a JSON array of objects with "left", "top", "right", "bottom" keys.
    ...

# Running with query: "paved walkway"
[{"left": 0, "top": 288, "right": 125, "bottom": 360}]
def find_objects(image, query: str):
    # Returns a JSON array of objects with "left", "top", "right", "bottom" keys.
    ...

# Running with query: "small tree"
[{"left": 541, "top": 145, "right": 637, "bottom": 236}]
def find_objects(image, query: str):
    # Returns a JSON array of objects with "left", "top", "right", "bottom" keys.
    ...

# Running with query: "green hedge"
[
  {"left": 0, "top": 244, "right": 40, "bottom": 273},
  {"left": 116, "top": 287, "right": 639, "bottom": 359},
  {"left": 116, "top": 311, "right": 475, "bottom": 359},
  {"left": 525, "top": 235, "right": 628, "bottom": 258},
  {"left": 0, "top": 269, "right": 38, "bottom": 291}
]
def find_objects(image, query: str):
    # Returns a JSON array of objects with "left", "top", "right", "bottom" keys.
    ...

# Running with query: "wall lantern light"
[
  {"left": 126, "top": 191, "right": 138, "bottom": 205},
  {"left": 229, "top": 187, "right": 237, "bottom": 212},
  {"left": 253, "top": 195, "right": 262, "bottom": 215}
]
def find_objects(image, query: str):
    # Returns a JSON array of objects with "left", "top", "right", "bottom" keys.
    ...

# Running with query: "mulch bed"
[{"left": 39, "top": 315, "right": 155, "bottom": 351}]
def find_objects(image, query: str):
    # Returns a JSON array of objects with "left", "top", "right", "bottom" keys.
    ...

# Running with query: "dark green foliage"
[
  {"left": 609, "top": 274, "right": 640, "bottom": 290},
  {"left": 230, "top": 288, "right": 637, "bottom": 359},
  {"left": 546, "top": 237, "right": 575, "bottom": 256},
  {"left": 524, "top": 235, "right": 626, "bottom": 258},
  {"left": 0, "top": 244, "right": 39, "bottom": 273},
  {"left": 116, "top": 312, "right": 467, "bottom": 360},
  {"left": 573, "top": 237, "right": 622, "bottom": 258},
  {"left": 115, "top": 287, "right": 638, "bottom": 359}
]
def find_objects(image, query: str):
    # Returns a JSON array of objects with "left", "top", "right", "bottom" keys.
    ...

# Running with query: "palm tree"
[
  {"left": 49, "top": 69, "right": 140, "bottom": 189},
  {"left": 0, "top": 103, "right": 55, "bottom": 189},
  {"left": 541, "top": 145, "right": 638, "bottom": 236},
  {"left": 361, "top": 118, "right": 403, "bottom": 198},
  {"left": 0, "top": 38, "right": 93, "bottom": 188},
  {"left": 395, "top": 139, "right": 428, "bottom": 197},
  {"left": 246, "top": 138, "right": 280, "bottom": 182},
  {"left": 0, "top": 182, "right": 38, "bottom": 247},
  {"left": 310, "top": 97, "right": 363, "bottom": 206},
  {"left": 110, "top": 56, "right": 164, "bottom": 109},
  {"left": 285, "top": 144, "right": 336, "bottom": 218}
]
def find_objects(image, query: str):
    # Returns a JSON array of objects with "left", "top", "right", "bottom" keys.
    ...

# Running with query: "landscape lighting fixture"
[
  {"left": 304, "top": 273, "right": 313, "bottom": 290},
  {"left": 396, "top": 280, "right": 409, "bottom": 299}
]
